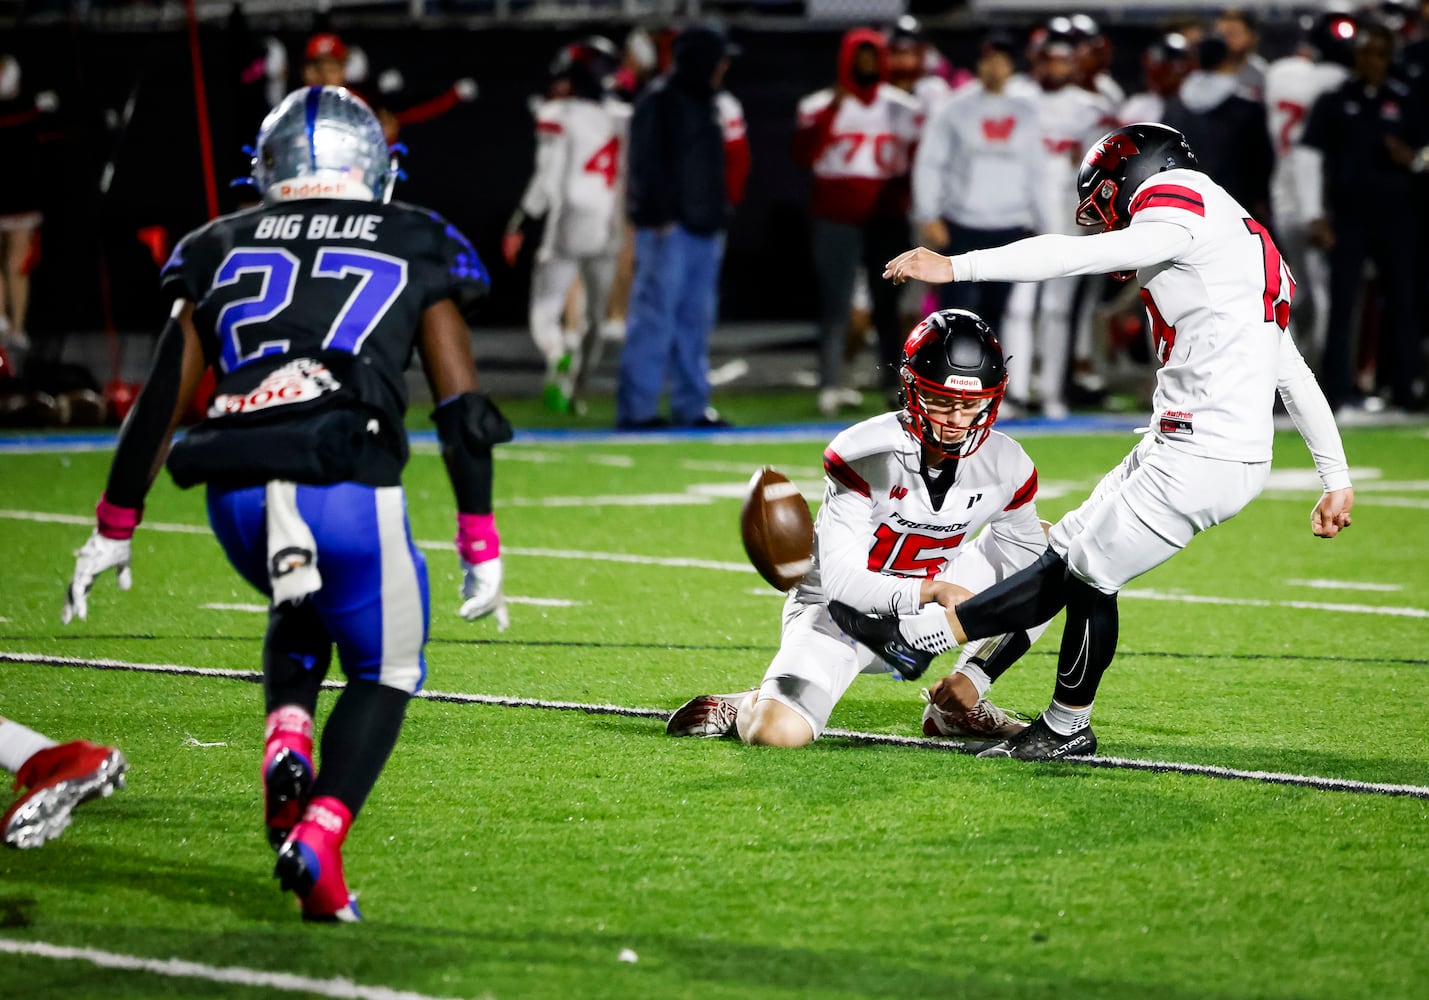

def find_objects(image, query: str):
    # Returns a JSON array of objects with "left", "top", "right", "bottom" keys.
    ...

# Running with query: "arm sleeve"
[
  {"left": 815, "top": 482, "right": 924, "bottom": 616},
  {"left": 421, "top": 212, "right": 490, "bottom": 317},
  {"left": 1276, "top": 328, "right": 1352, "bottom": 492},
  {"left": 977, "top": 459, "right": 1046, "bottom": 575},
  {"left": 1288, "top": 145, "right": 1325, "bottom": 221},
  {"left": 912, "top": 105, "right": 953, "bottom": 224},
  {"left": 103, "top": 311, "right": 188, "bottom": 510},
  {"left": 949, "top": 219, "right": 1195, "bottom": 283},
  {"left": 791, "top": 94, "right": 839, "bottom": 168},
  {"left": 394, "top": 86, "right": 462, "bottom": 127},
  {"left": 517, "top": 113, "right": 566, "bottom": 221}
]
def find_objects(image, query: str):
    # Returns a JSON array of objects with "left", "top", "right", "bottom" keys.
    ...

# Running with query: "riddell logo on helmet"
[
  {"left": 278, "top": 179, "right": 352, "bottom": 198},
  {"left": 943, "top": 375, "right": 982, "bottom": 391}
]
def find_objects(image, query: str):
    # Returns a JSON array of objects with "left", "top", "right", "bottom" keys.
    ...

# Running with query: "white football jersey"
[
  {"left": 519, "top": 96, "right": 630, "bottom": 260},
  {"left": 1264, "top": 56, "right": 1349, "bottom": 225},
  {"left": 1032, "top": 85, "right": 1117, "bottom": 235},
  {"left": 1126, "top": 169, "right": 1295, "bottom": 461},
  {"left": 794, "top": 414, "right": 1044, "bottom": 617}
]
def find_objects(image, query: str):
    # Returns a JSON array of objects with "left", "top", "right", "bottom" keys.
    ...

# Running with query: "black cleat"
[
  {"left": 976, "top": 715, "right": 1096, "bottom": 761},
  {"left": 827, "top": 602, "right": 937, "bottom": 681},
  {"left": 264, "top": 748, "right": 314, "bottom": 852}
]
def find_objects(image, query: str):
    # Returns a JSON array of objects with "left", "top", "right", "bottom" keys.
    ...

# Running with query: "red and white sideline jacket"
[
  {"left": 793, "top": 413, "right": 1044, "bottom": 617},
  {"left": 793, "top": 28, "right": 921, "bottom": 225},
  {"left": 947, "top": 169, "right": 1350, "bottom": 486},
  {"left": 518, "top": 95, "right": 630, "bottom": 259},
  {"left": 717, "top": 90, "right": 751, "bottom": 208}
]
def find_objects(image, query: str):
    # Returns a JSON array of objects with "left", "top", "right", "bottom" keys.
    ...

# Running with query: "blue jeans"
[{"left": 617, "top": 224, "right": 725, "bottom": 426}]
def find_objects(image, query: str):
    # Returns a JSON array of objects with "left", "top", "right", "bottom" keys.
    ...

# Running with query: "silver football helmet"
[{"left": 251, "top": 86, "right": 396, "bottom": 204}]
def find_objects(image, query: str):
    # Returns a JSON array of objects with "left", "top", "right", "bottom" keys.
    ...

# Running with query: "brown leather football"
[{"left": 740, "top": 467, "right": 815, "bottom": 592}]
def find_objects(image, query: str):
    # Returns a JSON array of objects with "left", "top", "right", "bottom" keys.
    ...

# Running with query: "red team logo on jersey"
[
  {"left": 981, "top": 117, "right": 1016, "bottom": 141},
  {"left": 889, "top": 485, "right": 908, "bottom": 500},
  {"left": 1088, "top": 132, "right": 1140, "bottom": 170}
]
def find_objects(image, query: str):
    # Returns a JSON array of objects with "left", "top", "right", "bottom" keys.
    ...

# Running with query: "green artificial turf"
[{"left": 1, "top": 416, "right": 1426, "bottom": 999}]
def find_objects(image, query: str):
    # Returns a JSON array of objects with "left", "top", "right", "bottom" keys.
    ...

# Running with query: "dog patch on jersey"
[{"left": 209, "top": 357, "right": 341, "bottom": 418}]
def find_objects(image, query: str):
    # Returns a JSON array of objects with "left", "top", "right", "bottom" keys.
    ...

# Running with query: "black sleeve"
[
  {"left": 419, "top": 210, "right": 490, "bottom": 319},
  {"left": 103, "top": 315, "right": 187, "bottom": 509},
  {"left": 1301, "top": 92, "right": 1333, "bottom": 153}
]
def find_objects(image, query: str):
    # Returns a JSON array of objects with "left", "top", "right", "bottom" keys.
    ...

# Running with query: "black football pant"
[
  {"left": 956, "top": 547, "right": 1119, "bottom": 707},
  {"left": 264, "top": 602, "right": 410, "bottom": 817}
]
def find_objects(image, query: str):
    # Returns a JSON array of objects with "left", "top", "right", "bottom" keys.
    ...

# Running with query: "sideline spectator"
[
  {"left": 793, "top": 28, "right": 920, "bottom": 417},
  {"left": 1263, "top": 9, "right": 1357, "bottom": 364},
  {"left": 1303, "top": 22, "right": 1426, "bottom": 412},
  {"left": 0, "top": 53, "right": 42, "bottom": 354},
  {"left": 1162, "top": 36, "right": 1273, "bottom": 221},
  {"left": 1215, "top": 7, "right": 1269, "bottom": 101},
  {"left": 617, "top": 23, "right": 742, "bottom": 430},
  {"left": 912, "top": 32, "right": 1041, "bottom": 339}
]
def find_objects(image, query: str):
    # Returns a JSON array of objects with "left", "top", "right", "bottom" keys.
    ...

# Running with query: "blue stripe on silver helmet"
[{"left": 250, "top": 86, "right": 397, "bottom": 204}]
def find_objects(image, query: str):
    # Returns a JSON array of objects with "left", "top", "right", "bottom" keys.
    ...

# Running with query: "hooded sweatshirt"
[
  {"left": 793, "top": 29, "right": 922, "bottom": 225},
  {"left": 626, "top": 25, "right": 734, "bottom": 234}
]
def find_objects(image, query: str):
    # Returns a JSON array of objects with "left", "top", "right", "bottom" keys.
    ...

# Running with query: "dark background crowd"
[{"left": 1, "top": 0, "right": 1426, "bottom": 422}]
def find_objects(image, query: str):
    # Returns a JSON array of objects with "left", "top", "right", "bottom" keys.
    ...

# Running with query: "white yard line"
[
  {"left": 1120, "top": 588, "right": 1429, "bottom": 618},
  {"left": 2, "top": 509, "right": 1423, "bottom": 611},
  {"left": 1287, "top": 579, "right": 1404, "bottom": 592},
  {"left": 3, "top": 651, "right": 1427, "bottom": 801},
  {"left": 201, "top": 596, "right": 583, "bottom": 614},
  {"left": 0, "top": 939, "right": 464, "bottom": 1000}
]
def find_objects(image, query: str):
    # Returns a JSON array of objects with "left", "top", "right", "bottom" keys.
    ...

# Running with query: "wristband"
[
  {"left": 456, "top": 512, "right": 500, "bottom": 564},
  {"left": 96, "top": 494, "right": 143, "bottom": 540}
]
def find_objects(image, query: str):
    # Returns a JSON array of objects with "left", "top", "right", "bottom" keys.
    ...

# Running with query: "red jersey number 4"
[{"left": 583, "top": 137, "right": 620, "bottom": 188}]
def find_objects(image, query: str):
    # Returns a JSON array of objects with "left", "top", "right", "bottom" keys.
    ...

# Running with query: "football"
[{"left": 740, "top": 466, "right": 815, "bottom": 592}]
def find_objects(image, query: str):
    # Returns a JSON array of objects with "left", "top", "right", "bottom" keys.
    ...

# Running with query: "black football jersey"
[{"left": 162, "top": 198, "right": 488, "bottom": 414}]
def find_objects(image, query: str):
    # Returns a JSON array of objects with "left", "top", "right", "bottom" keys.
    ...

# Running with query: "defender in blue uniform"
[{"left": 61, "top": 86, "right": 510, "bottom": 921}]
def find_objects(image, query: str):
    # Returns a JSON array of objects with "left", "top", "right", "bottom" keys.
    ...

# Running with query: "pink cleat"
[{"left": 274, "top": 795, "right": 362, "bottom": 922}]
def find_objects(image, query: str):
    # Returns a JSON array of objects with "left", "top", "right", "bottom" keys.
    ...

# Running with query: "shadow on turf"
[{"left": 1, "top": 839, "right": 287, "bottom": 922}]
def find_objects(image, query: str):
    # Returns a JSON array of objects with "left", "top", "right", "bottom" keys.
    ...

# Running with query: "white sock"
[
  {"left": 1043, "top": 699, "right": 1093, "bottom": 736},
  {"left": 897, "top": 606, "right": 959, "bottom": 654},
  {"left": 0, "top": 720, "right": 59, "bottom": 773},
  {"left": 953, "top": 661, "right": 993, "bottom": 698}
]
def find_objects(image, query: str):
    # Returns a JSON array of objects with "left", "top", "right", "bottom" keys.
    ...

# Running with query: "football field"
[{"left": 1, "top": 408, "right": 1427, "bottom": 999}]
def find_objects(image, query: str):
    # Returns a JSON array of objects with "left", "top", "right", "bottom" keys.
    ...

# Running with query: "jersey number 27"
[{"left": 212, "top": 247, "right": 410, "bottom": 373}]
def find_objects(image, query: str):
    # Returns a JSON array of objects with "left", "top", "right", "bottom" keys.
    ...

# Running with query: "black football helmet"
[
  {"left": 1303, "top": 7, "right": 1359, "bottom": 68},
  {"left": 899, "top": 309, "right": 1007, "bottom": 460},
  {"left": 1075, "top": 123, "right": 1199, "bottom": 233},
  {"left": 551, "top": 36, "right": 621, "bottom": 100}
]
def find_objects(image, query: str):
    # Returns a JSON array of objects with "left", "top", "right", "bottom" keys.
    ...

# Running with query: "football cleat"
[
  {"left": 2, "top": 740, "right": 128, "bottom": 850},
  {"left": 976, "top": 715, "right": 1097, "bottom": 761},
  {"left": 274, "top": 796, "right": 362, "bottom": 922},
  {"left": 920, "top": 688, "right": 1029, "bottom": 740},
  {"left": 827, "top": 602, "right": 936, "bottom": 681},
  {"left": 264, "top": 747, "right": 315, "bottom": 852},
  {"left": 665, "top": 691, "right": 753, "bottom": 738}
]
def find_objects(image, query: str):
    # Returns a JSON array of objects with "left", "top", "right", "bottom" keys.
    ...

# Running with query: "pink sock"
[{"left": 263, "top": 705, "right": 313, "bottom": 776}]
